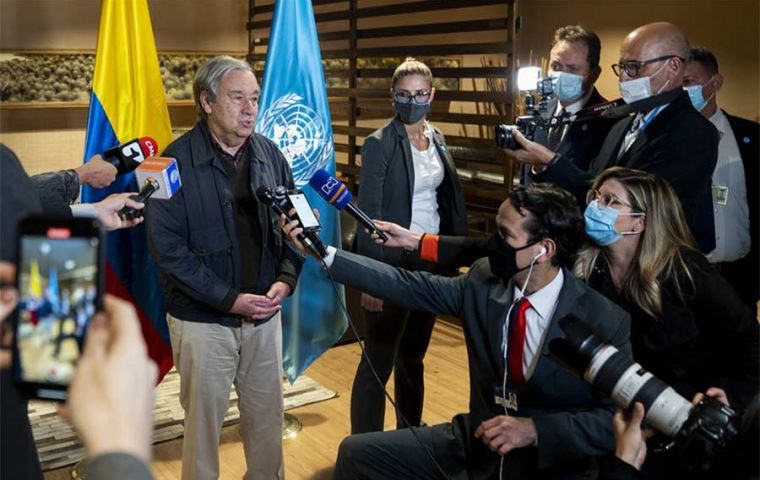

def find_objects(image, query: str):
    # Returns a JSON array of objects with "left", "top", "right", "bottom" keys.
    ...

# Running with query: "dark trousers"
[
  {"left": 1, "top": 370, "right": 43, "bottom": 480},
  {"left": 334, "top": 424, "right": 465, "bottom": 480},
  {"left": 350, "top": 302, "right": 436, "bottom": 434}
]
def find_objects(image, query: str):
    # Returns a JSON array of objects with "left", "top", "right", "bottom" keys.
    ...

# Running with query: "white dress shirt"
[
  {"left": 505, "top": 269, "right": 565, "bottom": 381},
  {"left": 706, "top": 107, "right": 751, "bottom": 263},
  {"left": 409, "top": 123, "right": 444, "bottom": 235}
]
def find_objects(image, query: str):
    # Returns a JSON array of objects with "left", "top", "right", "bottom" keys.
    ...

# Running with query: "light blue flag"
[{"left": 256, "top": 0, "right": 347, "bottom": 382}]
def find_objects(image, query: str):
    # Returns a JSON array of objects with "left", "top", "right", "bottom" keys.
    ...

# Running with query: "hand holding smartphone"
[{"left": 12, "top": 215, "right": 104, "bottom": 401}]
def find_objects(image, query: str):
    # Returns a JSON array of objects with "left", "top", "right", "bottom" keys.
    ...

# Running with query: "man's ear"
[
  {"left": 588, "top": 65, "right": 602, "bottom": 85},
  {"left": 538, "top": 239, "right": 556, "bottom": 264},
  {"left": 200, "top": 91, "right": 214, "bottom": 115},
  {"left": 713, "top": 72, "right": 724, "bottom": 93}
]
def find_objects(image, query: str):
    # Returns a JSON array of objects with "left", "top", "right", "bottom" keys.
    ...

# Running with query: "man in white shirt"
[
  {"left": 684, "top": 47, "right": 759, "bottom": 307},
  {"left": 283, "top": 183, "right": 632, "bottom": 479}
]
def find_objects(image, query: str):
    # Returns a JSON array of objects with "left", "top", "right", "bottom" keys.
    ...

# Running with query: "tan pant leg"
[
  {"left": 168, "top": 314, "right": 240, "bottom": 480},
  {"left": 234, "top": 312, "right": 284, "bottom": 480}
]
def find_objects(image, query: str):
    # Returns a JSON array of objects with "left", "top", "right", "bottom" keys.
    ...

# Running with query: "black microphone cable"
[{"left": 317, "top": 255, "right": 452, "bottom": 480}]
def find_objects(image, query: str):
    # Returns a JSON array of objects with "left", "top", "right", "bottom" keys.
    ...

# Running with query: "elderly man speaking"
[{"left": 147, "top": 56, "right": 303, "bottom": 480}]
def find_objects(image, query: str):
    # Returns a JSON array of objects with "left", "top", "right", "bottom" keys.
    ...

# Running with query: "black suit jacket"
[
  {"left": 523, "top": 87, "right": 618, "bottom": 184},
  {"left": 357, "top": 117, "right": 469, "bottom": 267},
  {"left": 724, "top": 112, "right": 759, "bottom": 304},
  {"left": 534, "top": 90, "right": 719, "bottom": 252},
  {"left": 588, "top": 249, "right": 759, "bottom": 410},
  {"left": 331, "top": 251, "right": 632, "bottom": 479}
]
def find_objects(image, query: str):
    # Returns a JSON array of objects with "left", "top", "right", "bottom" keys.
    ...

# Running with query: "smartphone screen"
[
  {"left": 13, "top": 216, "right": 104, "bottom": 401},
  {"left": 287, "top": 193, "right": 320, "bottom": 230}
]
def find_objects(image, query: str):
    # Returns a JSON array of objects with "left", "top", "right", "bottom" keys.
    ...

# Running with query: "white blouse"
[{"left": 409, "top": 124, "right": 444, "bottom": 235}]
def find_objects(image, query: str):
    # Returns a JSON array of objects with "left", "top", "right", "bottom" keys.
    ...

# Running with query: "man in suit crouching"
[{"left": 282, "top": 183, "right": 632, "bottom": 479}]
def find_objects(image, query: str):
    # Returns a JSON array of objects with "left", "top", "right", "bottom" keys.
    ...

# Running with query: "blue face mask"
[
  {"left": 550, "top": 71, "right": 585, "bottom": 102},
  {"left": 684, "top": 85, "right": 707, "bottom": 111},
  {"left": 584, "top": 200, "right": 645, "bottom": 246}
]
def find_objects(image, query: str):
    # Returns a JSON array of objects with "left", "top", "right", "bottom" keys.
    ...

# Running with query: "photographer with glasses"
[
  {"left": 352, "top": 57, "right": 468, "bottom": 434},
  {"left": 576, "top": 167, "right": 758, "bottom": 417},
  {"left": 508, "top": 22, "right": 719, "bottom": 254}
]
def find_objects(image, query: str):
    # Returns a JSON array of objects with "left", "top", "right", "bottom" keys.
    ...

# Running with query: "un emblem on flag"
[{"left": 257, "top": 93, "right": 334, "bottom": 187}]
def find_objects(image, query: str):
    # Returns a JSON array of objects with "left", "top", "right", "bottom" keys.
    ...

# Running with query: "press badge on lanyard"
[
  {"left": 494, "top": 381, "right": 520, "bottom": 413},
  {"left": 713, "top": 186, "right": 729, "bottom": 205}
]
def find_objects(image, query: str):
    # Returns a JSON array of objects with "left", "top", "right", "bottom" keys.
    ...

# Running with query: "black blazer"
[
  {"left": 535, "top": 90, "right": 719, "bottom": 253},
  {"left": 522, "top": 87, "right": 618, "bottom": 183},
  {"left": 588, "top": 249, "right": 759, "bottom": 410},
  {"left": 331, "top": 251, "right": 632, "bottom": 478},
  {"left": 357, "top": 117, "right": 469, "bottom": 267},
  {"left": 724, "top": 112, "right": 759, "bottom": 304}
]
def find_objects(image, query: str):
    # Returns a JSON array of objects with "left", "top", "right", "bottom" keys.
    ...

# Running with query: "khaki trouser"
[{"left": 168, "top": 313, "right": 284, "bottom": 480}]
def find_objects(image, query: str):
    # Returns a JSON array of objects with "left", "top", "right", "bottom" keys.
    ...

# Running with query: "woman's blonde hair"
[
  {"left": 574, "top": 167, "right": 697, "bottom": 317},
  {"left": 391, "top": 57, "right": 433, "bottom": 90}
]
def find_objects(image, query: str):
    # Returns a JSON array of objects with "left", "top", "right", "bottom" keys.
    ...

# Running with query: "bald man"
[{"left": 506, "top": 22, "right": 718, "bottom": 253}]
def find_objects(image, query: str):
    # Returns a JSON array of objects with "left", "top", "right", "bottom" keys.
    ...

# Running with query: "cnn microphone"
[
  {"left": 308, "top": 169, "right": 388, "bottom": 242},
  {"left": 256, "top": 186, "right": 328, "bottom": 258},
  {"left": 102, "top": 137, "right": 159, "bottom": 175},
  {"left": 118, "top": 156, "right": 182, "bottom": 220}
]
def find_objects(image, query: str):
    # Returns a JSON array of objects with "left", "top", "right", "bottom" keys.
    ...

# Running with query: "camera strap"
[{"left": 572, "top": 88, "right": 682, "bottom": 123}]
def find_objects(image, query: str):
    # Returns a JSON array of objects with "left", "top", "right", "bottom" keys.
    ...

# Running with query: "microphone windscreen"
[
  {"left": 309, "top": 169, "right": 352, "bottom": 210},
  {"left": 138, "top": 137, "right": 159, "bottom": 157},
  {"left": 134, "top": 157, "right": 182, "bottom": 199}
]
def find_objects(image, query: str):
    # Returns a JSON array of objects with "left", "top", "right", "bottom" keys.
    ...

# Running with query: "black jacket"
[
  {"left": 723, "top": 112, "right": 759, "bottom": 305},
  {"left": 146, "top": 123, "right": 304, "bottom": 326},
  {"left": 331, "top": 252, "right": 632, "bottom": 478},
  {"left": 522, "top": 87, "right": 618, "bottom": 183},
  {"left": 588, "top": 249, "right": 759, "bottom": 410},
  {"left": 533, "top": 90, "right": 719, "bottom": 253},
  {"left": 357, "top": 117, "right": 469, "bottom": 267}
]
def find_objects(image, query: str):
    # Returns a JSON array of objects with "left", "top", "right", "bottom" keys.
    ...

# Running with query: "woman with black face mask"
[{"left": 352, "top": 57, "right": 469, "bottom": 434}]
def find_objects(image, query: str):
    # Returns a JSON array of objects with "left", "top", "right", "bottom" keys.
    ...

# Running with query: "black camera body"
[{"left": 495, "top": 77, "right": 557, "bottom": 150}]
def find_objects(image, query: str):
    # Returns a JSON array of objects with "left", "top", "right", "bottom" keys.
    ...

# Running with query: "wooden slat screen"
[{"left": 248, "top": 0, "right": 517, "bottom": 227}]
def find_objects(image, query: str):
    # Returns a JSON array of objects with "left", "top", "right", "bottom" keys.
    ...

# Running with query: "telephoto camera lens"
[{"left": 549, "top": 314, "right": 694, "bottom": 436}]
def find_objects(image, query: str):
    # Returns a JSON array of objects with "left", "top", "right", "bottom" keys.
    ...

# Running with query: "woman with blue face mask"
[{"left": 575, "top": 167, "right": 758, "bottom": 417}]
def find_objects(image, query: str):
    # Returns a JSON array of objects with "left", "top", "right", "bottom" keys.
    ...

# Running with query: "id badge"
[
  {"left": 712, "top": 186, "right": 729, "bottom": 205},
  {"left": 494, "top": 383, "right": 519, "bottom": 413}
]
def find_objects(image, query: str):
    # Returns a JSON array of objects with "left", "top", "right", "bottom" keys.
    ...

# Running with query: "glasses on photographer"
[
  {"left": 586, "top": 189, "right": 642, "bottom": 212},
  {"left": 611, "top": 55, "right": 684, "bottom": 77},
  {"left": 392, "top": 89, "right": 431, "bottom": 105}
]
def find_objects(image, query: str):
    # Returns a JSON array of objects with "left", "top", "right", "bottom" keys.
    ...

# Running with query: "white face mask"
[{"left": 618, "top": 60, "right": 670, "bottom": 104}]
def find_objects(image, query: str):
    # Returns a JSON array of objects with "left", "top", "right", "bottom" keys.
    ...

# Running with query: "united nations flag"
[{"left": 256, "top": 0, "right": 346, "bottom": 382}]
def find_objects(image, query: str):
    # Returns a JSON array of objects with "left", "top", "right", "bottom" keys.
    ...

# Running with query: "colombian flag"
[{"left": 81, "top": 0, "right": 174, "bottom": 379}]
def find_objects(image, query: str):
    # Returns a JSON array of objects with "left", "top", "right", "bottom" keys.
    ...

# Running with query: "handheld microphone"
[
  {"left": 102, "top": 137, "right": 159, "bottom": 175},
  {"left": 308, "top": 169, "right": 389, "bottom": 242},
  {"left": 256, "top": 186, "right": 329, "bottom": 258},
  {"left": 119, "top": 178, "right": 159, "bottom": 221},
  {"left": 118, "top": 157, "right": 182, "bottom": 220}
]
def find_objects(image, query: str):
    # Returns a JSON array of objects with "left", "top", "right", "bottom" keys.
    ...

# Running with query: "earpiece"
[{"left": 532, "top": 246, "right": 547, "bottom": 261}]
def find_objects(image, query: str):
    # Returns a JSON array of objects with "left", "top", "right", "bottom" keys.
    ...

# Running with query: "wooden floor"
[{"left": 44, "top": 321, "right": 470, "bottom": 480}]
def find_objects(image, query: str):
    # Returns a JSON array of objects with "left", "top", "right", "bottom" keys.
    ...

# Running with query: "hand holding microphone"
[
  {"left": 118, "top": 178, "right": 159, "bottom": 221},
  {"left": 257, "top": 186, "right": 328, "bottom": 258},
  {"left": 76, "top": 137, "right": 159, "bottom": 190},
  {"left": 117, "top": 156, "right": 182, "bottom": 221},
  {"left": 308, "top": 169, "right": 388, "bottom": 242}
]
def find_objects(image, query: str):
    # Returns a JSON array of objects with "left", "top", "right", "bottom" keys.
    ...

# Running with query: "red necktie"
[{"left": 508, "top": 297, "right": 532, "bottom": 388}]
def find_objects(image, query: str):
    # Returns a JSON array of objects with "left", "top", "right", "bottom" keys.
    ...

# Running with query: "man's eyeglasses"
[
  {"left": 392, "top": 89, "right": 431, "bottom": 105},
  {"left": 586, "top": 189, "right": 642, "bottom": 212},
  {"left": 611, "top": 55, "right": 684, "bottom": 77}
]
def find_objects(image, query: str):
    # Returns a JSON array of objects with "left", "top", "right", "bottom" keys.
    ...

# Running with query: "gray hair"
[{"left": 193, "top": 55, "right": 253, "bottom": 118}]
